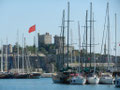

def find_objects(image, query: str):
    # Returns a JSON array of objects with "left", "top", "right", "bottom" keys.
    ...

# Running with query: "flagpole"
[
  {"left": 35, "top": 24, "right": 37, "bottom": 56},
  {"left": 28, "top": 24, "right": 36, "bottom": 72},
  {"left": 34, "top": 24, "right": 39, "bottom": 69},
  {"left": 32, "top": 24, "right": 37, "bottom": 55}
]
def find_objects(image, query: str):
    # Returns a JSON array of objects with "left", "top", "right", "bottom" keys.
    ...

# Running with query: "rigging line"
[{"left": 100, "top": 3, "right": 108, "bottom": 55}]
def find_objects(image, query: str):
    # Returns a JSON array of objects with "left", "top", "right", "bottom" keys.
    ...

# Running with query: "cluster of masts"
[
  {"left": 0, "top": 31, "right": 40, "bottom": 79},
  {"left": 57, "top": 1, "right": 118, "bottom": 71},
  {"left": 52, "top": 1, "right": 120, "bottom": 87}
]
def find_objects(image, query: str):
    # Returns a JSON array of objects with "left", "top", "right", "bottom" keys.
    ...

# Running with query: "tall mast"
[
  {"left": 59, "top": 27, "right": 63, "bottom": 70},
  {"left": 1, "top": 40, "right": 3, "bottom": 72},
  {"left": 67, "top": 2, "right": 70, "bottom": 68},
  {"left": 5, "top": 37, "right": 8, "bottom": 72},
  {"left": 62, "top": 10, "right": 65, "bottom": 66},
  {"left": 24, "top": 37, "right": 28, "bottom": 73},
  {"left": 25, "top": 37, "right": 31, "bottom": 73},
  {"left": 115, "top": 13, "right": 117, "bottom": 70},
  {"left": 85, "top": 10, "right": 88, "bottom": 68},
  {"left": 89, "top": 2, "right": 92, "bottom": 68},
  {"left": 70, "top": 29, "right": 73, "bottom": 63},
  {"left": 107, "top": 2, "right": 110, "bottom": 70},
  {"left": 78, "top": 21, "right": 81, "bottom": 73},
  {"left": 17, "top": 30, "right": 19, "bottom": 73},
  {"left": 100, "top": 2, "right": 108, "bottom": 71},
  {"left": 93, "top": 13, "right": 96, "bottom": 74},
  {"left": 82, "top": 25, "right": 86, "bottom": 68},
  {"left": 22, "top": 34, "right": 24, "bottom": 73},
  {"left": 62, "top": 10, "right": 65, "bottom": 67}
]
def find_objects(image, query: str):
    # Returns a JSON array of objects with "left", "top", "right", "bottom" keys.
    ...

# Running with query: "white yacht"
[
  {"left": 87, "top": 74, "right": 99, "bottom": 84},
  {"left": 99, "top": 73, "right": 114, "bottom": 84},
  {"left": 70, "top": 74, "right": 86, "bottom": 85}
]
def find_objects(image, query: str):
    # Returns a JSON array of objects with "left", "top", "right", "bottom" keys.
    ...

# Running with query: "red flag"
[{"left": 28, "top": 25, "right": 36, "bottom": 33}]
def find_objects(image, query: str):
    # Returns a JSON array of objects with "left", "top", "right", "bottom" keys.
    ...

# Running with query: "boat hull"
[
  {"left": 52, "top": 74, "right": 71, "bottom": 84},
  {"left": 14, "top": 74, "right": 30, "bottom": 79},
  {"left": 0, "top": 73, "right": 14, "bottom": 79},
  {"left": 30, "top": 73, "right": 41, "bottom": 79},
  {"left": 99, "top": 78, "right": 114, "bottom": 84},
  {"left": 70, "top": 77, "right": 86, "bottom": 85},
  {"left": 87, "top": 77, "right": 99, "bottom": 84}
]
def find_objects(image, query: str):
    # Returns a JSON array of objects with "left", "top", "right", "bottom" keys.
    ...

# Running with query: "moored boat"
[
  {"left": 87, "top": 74, "right": 99, "bottom": 84},
  {"left": 14, "top": 73, "right": 30, "bottom": 79},
  {"left": 70, "top": 74, "right": 86, "bottom": 85},
  {"left": 0, "top": 72, "right": 14, "bottom": 79},
  {"left": 30, "top": 72, "right": 41, "bottom": 79},
  {"left": 52, "top": 71, "right": 72, "bottom": 84},
  {"left": 99, "top": 73, "right": 114, "bottom": 84},
  {"left": 52, "top": 67, "right": 76, "bottom": 84},
  {"left": 0, "top": 72, "right": 6, "bottom": 79}
]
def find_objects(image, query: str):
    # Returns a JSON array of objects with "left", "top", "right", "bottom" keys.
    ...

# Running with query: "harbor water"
[{"left": 0, "top": 78, "right": 119, "bottom": 90}]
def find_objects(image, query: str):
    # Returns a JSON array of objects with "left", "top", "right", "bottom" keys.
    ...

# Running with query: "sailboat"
[
  {"left": 14, "top": 32, "right": 30, "bottom": 79},
  {"left": 53, "top": 2, "right": 76, "bottom": 84},
  {"left": 70, "top": 21, "right": 86, "bottom": 85},
  {"left": 86, "top": 2, "right": 99, "bottom": 84},
  {"left": 53, "top": 9, "right": 67, "bottom": 83},
  {"left": 70, "top": 74, "right": 86, "bottom": 84},
  {"left": 99, "top": 2, "right": 114, "bottom": 84},
  {"left": 0, "top": 38, "right": 14, "bottom": 79},
  {"left": 20, "top": 34, "right": 30, "bottom": 78}
]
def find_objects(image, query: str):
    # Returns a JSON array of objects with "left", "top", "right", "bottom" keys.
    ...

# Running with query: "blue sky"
[{"left": 0, "top": 0, "right": 120, "bottom": 55}]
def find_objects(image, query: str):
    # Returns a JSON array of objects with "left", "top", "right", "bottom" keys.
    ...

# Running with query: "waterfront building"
[
  {"left": 38, "top": 32, "right": 52, "bottom": 49},
  {"left": 54, "top": 35, "right": 65, "bottom": 48},
  {"left": 38, "top": 32, "right": 52, "bottom": 45},
  {"left": 54, "top": 35, "right": 74, "bottom": 54}
]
